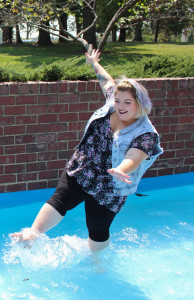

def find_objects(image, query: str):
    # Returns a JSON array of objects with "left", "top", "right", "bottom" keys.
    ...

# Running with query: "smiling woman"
[{"left": 11, "top": 49, "right": 163, "bottom": 253}]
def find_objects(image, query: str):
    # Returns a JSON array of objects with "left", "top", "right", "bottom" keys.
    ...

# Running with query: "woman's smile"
[{"left": 119, "top": 110, "right": 128, "bottom": 114}]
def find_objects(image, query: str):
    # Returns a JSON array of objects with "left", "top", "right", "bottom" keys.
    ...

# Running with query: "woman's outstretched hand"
[
  {"left": 107, "top": 168, "right": 132, "bottom": 184},
  {"left": 85, "top": 48, "right": 101, "bottom": 65}
]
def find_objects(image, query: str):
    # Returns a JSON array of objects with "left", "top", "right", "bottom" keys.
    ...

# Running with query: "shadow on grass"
[
  {"left": 0, "top": 43, "right": 158, "bottom": 70},
  {"left": 0, "top": 43, "right": 84, "bottom": 69}
]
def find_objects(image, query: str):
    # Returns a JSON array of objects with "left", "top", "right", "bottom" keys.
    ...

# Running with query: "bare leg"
[
  {"left": 31, "top": 203, "right": 64, "bottom": 233},
  {"left": 11, "top": 203, "right": 63, "bottom": 247},
  {"left": 88, "top": 237, "right": 110, "bottom": 252},
  {"left": 88, "top": 238, "right": 110, "bottom": 273}
]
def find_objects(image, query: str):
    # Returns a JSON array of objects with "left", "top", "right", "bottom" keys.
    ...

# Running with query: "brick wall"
[{"left": 0, "top": 78, "right": 193, "bottom": 193}]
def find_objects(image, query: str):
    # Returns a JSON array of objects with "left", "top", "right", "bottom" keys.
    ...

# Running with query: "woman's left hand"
[
  {"left": 85, "top": 49, "right": 101, "bottom": 65},
  {"left": 107, "top": 168, "right": 132, "bottom": 184}
]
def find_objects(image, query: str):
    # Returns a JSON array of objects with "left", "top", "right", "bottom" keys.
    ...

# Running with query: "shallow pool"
[{"left": 0, "top": 173, "right": 194, "bottom": 300}]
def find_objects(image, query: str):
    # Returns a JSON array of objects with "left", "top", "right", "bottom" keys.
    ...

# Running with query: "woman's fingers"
[
  {"left": 107, "top": 168, "right": 129, "bottom": 177},
  {"left": 11, "top": 232, "right": 24, "bottom": 242},
  {"left": 123, "top": 178, "right": 132, "bottom": 184},
  {"left": 10, "top": 228, "right": 40, "bottom": 248},
  {"left": 86, "top": 49, "right": 101, "bottom": 60},
  {"left": 107, "top": 169, "right": 132, "bottom": 184}
]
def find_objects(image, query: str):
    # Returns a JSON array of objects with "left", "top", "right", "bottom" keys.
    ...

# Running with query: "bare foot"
[{"left": 11, "top": 228, "right": 40, "bottom": 248}]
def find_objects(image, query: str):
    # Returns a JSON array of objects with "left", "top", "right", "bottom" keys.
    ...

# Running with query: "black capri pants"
[{"left": 47, "top": 170, "right": 116, "bottom": 242}]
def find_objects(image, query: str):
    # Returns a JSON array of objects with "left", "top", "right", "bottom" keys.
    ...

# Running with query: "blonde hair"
[{"left": 115, "top": 76, "right": 152, "bottom": 118}]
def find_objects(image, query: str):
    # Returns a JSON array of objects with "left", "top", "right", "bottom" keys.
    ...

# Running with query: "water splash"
[
  {"left": 3, "top": 229, "right": 90, "bottom": 271},
  {"left": 2, "top": 224, "right": 194, "bottom": 299}
]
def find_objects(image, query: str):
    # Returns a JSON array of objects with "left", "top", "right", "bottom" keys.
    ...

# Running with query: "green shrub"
[
  {"left": 9, "top": 71, "right": 28, "bottom": 82},
  {"left": 0, "top": 67, "right": 9, "bottom": 82},
  {"left": 142, "top": 55, "right": 194, "bottom": 77},
  {"left": 105, "top": 55, "right": 194, "bottom": 79},
  {"left": 62, "top": 63, "right": 94, "bottom": 81},
  {"left": 0, "top": 54, "right": 193, "bottom": 82},
  {"left": 29, "top": 69, "right": 40, "bottom": 81},
  {"left": 38, "top": 62, "right": 64, "bottom": 81},
  {"left": 0, "top": 64, "right": 28, "bottom": 82}
]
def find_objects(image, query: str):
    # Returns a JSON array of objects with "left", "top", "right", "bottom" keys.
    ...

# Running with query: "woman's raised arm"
[{"left": 85, "top": 49, "right": 115, "bottom": 98}]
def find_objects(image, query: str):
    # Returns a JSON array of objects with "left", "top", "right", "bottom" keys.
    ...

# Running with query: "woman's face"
[{"left": 114, "top": 91, "right": 139, "bottom": 124}]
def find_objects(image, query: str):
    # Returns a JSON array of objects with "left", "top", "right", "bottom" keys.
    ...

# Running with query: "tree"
[
  {"left": 115, "top": 0, "right": 149, "bottom": 42},
  {"left": 37, "top": 20, "right": 53, "bottom": 46},
  {"left": 0, "top": 0, "right": 140, "bottom": 51},
  {"left": 148, "top": 0, "right": 194, "bottom": 42},
  {"left": 15, "top": 24, "right": 23, "bottom": 43},
  {"left": 83, "top": 0, "right": 97, "bottom": 48},
  {"left": 132, "top": 21, "right": 143, "bottom": 41},
  {"left": 0, "top": 1, "right": 13, "bottom": 44},
  {"left": 95, "top": 0, "right": 120, "bottom": 42},
  {"left": 98, "top": 0, "right": 140, "bottom": 51},
  {"left": 59, "top": 12, "right": 68, "bottom": 42},
  {"left": 2, "top": 26, "right": 13, "bottom": 43},
  {"left": 110, "top": 0, "right": 194, "bottom": 43},
  {"left": 154, "top": 20, "right": 160, "bottom": 42},
  {"left": 112, "top": 25, "right": 117, "bottom": 42},
  {"left": 0, "top": 0, "right": 193, "bottom": 50},
  {"left": 118, "top": 26, "right": 127, "bottom": 42}
]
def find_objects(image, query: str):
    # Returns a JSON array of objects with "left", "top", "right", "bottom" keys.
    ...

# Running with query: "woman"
[{"left": 12, "top": 49, "right": 163, "bottom": 251}]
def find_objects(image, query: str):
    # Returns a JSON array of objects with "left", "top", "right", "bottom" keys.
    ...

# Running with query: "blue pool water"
[{"left": 0, "top": 173, "right": 194, "bottom": 300}]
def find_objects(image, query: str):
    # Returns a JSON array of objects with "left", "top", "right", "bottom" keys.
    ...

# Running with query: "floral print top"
[{"left": 66, "top": 112, "right": 158, "bottom": 213}]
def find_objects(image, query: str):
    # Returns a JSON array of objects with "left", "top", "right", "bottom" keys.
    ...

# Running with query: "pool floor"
[{"left": 0, "top": 173, "right": 194, "bottom": 300}]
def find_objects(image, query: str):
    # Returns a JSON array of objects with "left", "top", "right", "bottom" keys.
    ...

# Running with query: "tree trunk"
[
  {"left": 2, "top": 26, "right": 13, "bottom": 43},
  {"left": 59, "top": 13, "right": 68, "bottom": 43},
  {"left": 37, "top": 21, "right": 53, "bottom": 46},
  {"left": 75, "top": 14, "right": 82, "bottom": 34},
  {"left": 26, "top": 23, "right": 31, "bottom": 39},
  {"left": 112, "top": 25, "right": 117, "bottom": 42},
  {"left": 15, "top": 24, "right": 23, "bottom": 44},
  {"left": 133, "top": 21, "right": 143, "bottom": 41},
  {"left": 83, "top": 0, "right": 97, "bottom": 49},
  {"left": 118, "top": 27, "right": 126, "bottom": 42},
  {"left": 154, "top": 20, "right": 160, "bottom": 42}
]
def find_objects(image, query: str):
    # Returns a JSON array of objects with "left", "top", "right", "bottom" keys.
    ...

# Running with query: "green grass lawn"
[
  {"left": 105, "top": 42, "right": 194, "bottom": 57},
  {"left": 0, "top": 42, "right": 193, "bottom": 80}
]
